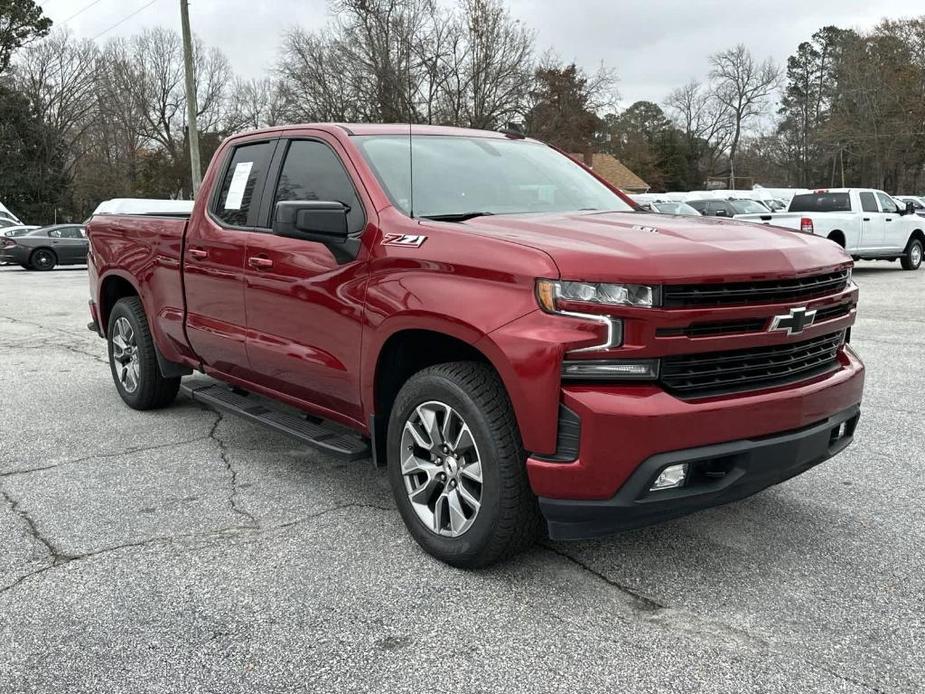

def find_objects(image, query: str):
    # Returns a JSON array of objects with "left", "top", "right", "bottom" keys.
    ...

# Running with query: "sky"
[{"left": 38, "top": 0, "right": 923, "bottom": 107}]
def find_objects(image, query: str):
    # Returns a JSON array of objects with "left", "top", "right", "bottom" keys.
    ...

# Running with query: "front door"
[
  {"left": 183, "top": 138, "right": 277, "bottom": 377},
  {"left": 875, "top": 191, "right": 905, "bottom": 252},
  {"left": 243, "top": 136, "right": 370, "bottom": 424}
]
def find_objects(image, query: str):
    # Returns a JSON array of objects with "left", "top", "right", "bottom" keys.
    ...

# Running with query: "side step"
[{"left": 182, "top": 382, "right": 370, "bottom": 461}]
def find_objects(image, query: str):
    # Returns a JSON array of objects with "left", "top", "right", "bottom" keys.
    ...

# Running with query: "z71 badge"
[{"left": 382, "top": 233, "right": 427, "bottom": 247}]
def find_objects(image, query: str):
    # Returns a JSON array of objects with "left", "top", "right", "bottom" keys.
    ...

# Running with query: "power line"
[
  {"left": 91, "top": 0, "right": 160, "bottom": 40},
  {"left": 61, "top": 0, "right": 107, "bottom": 24}
]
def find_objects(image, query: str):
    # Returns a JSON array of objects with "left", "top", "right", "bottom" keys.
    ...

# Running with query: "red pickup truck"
[{"left": 87, "top": 124, "right": 865, "bottom": 567}]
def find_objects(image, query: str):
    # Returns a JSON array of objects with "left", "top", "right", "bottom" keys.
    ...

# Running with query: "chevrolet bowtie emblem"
[{"left": 770, "top": 306, "right": 817, "bottom": 335}]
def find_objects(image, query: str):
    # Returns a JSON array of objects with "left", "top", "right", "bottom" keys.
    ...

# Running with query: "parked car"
[
  {"left": 86, "top": 124, "right": 864, "bottom": 567},
  {"left": 0, "top": 226, "right": 40, "bottom": 264},
  {"left": 0, "top": 224, "right": 88, "bottom": 270},
  {"left": 687, "top": 198, "right": 770, "bottom": 218},
  {"left": 895, "top": 195, "right": 925, "bottom": 217},
  {"left": 736, "top": 188, "right": 924, "bottom": 270},
  {"left": 639, "top": 200, "right": 702, "bottom": 216}
]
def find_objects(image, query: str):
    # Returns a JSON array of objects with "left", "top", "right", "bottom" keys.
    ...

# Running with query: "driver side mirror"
[
  {"left": 273, "top": 200, "right": 349, "bottom": 244},
  {"left": 714, "top": 208, "right": 729, "bottom": 217},
  {"left": 904, "top": 201, "right": 916, "bottom": 216}
]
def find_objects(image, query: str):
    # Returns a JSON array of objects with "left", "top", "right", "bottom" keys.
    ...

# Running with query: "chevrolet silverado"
[{"left": 87, "top": 124, "right": 865, "bottom": 567}]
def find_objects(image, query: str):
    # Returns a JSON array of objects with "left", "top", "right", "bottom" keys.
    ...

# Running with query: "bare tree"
[
  {"left": 228, "top": 77, "right": 288, "bottom": 130},
  {"left": 708, "top": 45, "right": 779, "bottom": 187},
  {"left": 13, "top": 29, "right": 99, "bottom": 179},
  {"left": 665, "top": 79, "right": 731, "bottom": 180}
]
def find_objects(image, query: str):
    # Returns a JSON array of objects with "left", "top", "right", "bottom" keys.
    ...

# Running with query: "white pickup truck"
[{"left": 737, "top": 188, "right": 924, "bottom": 270}]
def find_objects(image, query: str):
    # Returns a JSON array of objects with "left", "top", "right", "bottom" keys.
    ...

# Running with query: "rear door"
[
  {"left": 857, "top": 191, "right": 883, "bottom": 250},
  {"left": 242, "top": 134, "right": 371, "bottom": 423},
  {"left": 183, "top": 137, "right": 278, "bottom": 377}
]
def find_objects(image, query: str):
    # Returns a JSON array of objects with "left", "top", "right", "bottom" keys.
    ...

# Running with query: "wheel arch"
[
  {"left": 905, "top": 228, "right": 925, "bottom": 250},
  {"left": 367, "top": 322, "right": 514, "bottom": 467},
  {"left": 827, "top": 229, "right": 846, "bottom": 248},
  {"left": 98, "top": 271, "right": 142, "bottom": 336},
  {"left": 98, "top": 271, "right": 192, "bottom": 379}
]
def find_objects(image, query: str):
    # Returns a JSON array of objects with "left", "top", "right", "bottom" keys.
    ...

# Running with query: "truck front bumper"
[
  {"left": 528, "top": 346, "right": 865, "bottom": 539},
  {"left": 539, "top": 404, "right": 859, "bottom": 540}
]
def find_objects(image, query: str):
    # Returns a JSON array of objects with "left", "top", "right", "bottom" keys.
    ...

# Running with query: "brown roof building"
[{"left": 569, "top": 151, "right": 650, "bottom": 194}]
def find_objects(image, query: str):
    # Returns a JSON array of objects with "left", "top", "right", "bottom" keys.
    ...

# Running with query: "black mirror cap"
[
  {"left": 904, "top": 201, "right": 916, "bottom": 216},
  {"left": 273, "top": 200, "right": 349, "bottom": 243}
]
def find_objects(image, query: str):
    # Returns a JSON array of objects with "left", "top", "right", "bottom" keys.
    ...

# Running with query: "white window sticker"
[{"left": 224, "top": 161, "right": 253, "bottom": 210}]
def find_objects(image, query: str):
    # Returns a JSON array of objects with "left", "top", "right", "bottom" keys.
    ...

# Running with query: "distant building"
[{"left": 569, "top": 151, "right": 650, "bottom": 194}]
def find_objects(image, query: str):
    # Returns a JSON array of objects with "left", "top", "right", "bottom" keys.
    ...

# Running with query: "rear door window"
[
  {"left": 859, "top": 192, "right": 878, "bottom": 213},
  {"left": 789, "top": 193, "right": 851, "bottom": 212},
  {"left": 213, "top": 141, "right": 275, "bottom": 227}
]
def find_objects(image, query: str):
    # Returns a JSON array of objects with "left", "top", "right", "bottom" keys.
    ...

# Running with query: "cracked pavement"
[{"left": 0, "top": 263, "right": 923, "bottom": 693}]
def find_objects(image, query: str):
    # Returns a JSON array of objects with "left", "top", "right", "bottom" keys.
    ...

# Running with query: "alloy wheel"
[
  {"left": 111, "top": 316, "right": 140, "bottom": 394},
  {"left": 400, "top": 401, "right": 483, "bottom": 537}
]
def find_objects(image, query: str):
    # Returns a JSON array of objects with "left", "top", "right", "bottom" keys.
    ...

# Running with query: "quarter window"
[
  {"left": 273, "top": 140, "right": 365, "bottom": 234},
  {"left": 213, "top": 141, "right": 275, "bottom": 227}
]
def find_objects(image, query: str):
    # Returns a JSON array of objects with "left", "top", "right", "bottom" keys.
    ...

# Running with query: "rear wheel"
[
  {"left": 107, "top": 297, "right": 180, "bottom": 410},
  {"left": 901, "top": 238, "right": 923, "bottom": 271},
  {"left": 387, "top": 362, "right": 541, "bottom": 568},
  {"left": 30, "top": 248, "right": 56, "bottom": 271}
]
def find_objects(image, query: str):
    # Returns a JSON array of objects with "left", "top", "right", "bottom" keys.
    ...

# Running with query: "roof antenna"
[{"left": 408, "top": 120, "right": 415, "bottom": 219}]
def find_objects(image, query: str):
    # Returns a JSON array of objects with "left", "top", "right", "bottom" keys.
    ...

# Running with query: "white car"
[
  {"left": 737, "top": 188, "right": 925, "bottom": 270},
  {"left": 896, "top": 195, "right": 925, "bottom": 217}
]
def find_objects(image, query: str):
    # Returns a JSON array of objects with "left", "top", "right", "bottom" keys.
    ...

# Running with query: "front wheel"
[
  {"left": 901, "top": 238, "right": 923, "bottom": 271},
  {"left": 387, "top": 362, "right": 541, "bottom": 568},
  {"left": 107, "top": 297, "right": 180, "bottom": 410}
]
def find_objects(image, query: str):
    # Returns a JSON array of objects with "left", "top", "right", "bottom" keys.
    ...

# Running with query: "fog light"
[{"left": 650, "top": 463, "right": 689, "bottom": 491}]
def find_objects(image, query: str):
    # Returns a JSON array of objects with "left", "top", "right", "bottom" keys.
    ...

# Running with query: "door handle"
[
  {"left": 862, "top": 217, "right": 870, "bottom": 221},
  {"left": 248, "top": 256, "right": 273, "bottom": 270},
  {"left": 187, "top": 248, "right": 208, "bottom": 260},
  {"left": 885, "top": 218, "right": 892, "bottom": 222}
]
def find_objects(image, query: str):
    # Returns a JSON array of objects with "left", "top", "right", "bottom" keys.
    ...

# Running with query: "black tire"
[
  {"left": 901, "top": 238, "right": 923, "bottom": 271},
  {"left": 107, "top": 296, "right": 180, "bottom": 410},
  {"left": 387, "top": 361, "right": 541, "bottom": 568},
  {"left": 30, "top": 248, "right": 56, "bottom": 271}
]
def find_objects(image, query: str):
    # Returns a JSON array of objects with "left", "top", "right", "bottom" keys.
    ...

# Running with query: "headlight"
[{"left": 536, "top": 279, "right": 658, "bottom": 311}]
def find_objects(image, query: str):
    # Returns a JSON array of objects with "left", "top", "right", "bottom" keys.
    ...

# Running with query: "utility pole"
[{"left": 180, "top": 0, "right": 202, "bottom": 197}]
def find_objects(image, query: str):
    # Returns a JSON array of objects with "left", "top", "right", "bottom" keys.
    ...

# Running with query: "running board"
[{"left": 181, "top": 382, "right": 370, "bottom": 461}]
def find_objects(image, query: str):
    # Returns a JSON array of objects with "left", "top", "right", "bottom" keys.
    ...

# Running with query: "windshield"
[
  {"left": 354, "top": 135, "right": 634, "bottom": 218},
  {"left": 729, "top": 199, "right": 770, "bottom": 214},
  {"left": 652, "top": 201, "right": 701, "bottom": 216}
]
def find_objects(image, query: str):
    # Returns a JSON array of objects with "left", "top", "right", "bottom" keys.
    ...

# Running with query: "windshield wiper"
[{"left": 419, "top": 212, "right": 495, "bottom": 222}]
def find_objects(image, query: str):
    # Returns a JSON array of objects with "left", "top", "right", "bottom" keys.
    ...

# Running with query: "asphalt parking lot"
[{"left": 0, "top": 262, "right": 922, "bottom": 693}]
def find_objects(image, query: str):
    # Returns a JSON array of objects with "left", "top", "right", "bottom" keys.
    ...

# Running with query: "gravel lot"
[{"left": 0, "top": 261, "right": 922, "bottom": 693}]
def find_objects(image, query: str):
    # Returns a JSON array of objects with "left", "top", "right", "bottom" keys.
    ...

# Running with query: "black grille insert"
[
  {"left": 663, "top": 270, "right": 850, "bottom": 307},
  {"left": 661, "top": 331, "right": 844, "bottom": 398}
]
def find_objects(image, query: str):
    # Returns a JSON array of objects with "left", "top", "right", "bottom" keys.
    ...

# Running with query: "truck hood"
[{"left": 456, "top": 211, "right": 851, "bottom": 283}]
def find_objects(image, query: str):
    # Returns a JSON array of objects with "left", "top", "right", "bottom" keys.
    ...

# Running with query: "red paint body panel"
[
  {"left": 87, "top": 123, "right": 866, "bottom": 504},
  {"left": 528, "top": 347, "right": 864, "bottom": 500}
]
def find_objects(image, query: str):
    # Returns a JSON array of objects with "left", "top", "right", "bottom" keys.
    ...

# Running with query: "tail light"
[{"left": 800, "top": 217, "right": 814, "bottom": 234}]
